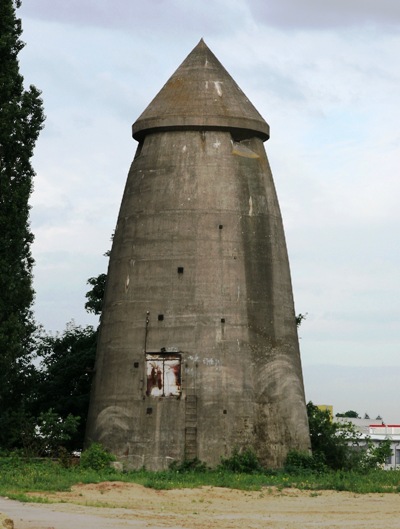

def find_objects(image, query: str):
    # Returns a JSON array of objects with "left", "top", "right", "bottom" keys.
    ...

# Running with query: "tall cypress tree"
[{"left": 0, "top": 0, "right": 45, "bottom": 445}]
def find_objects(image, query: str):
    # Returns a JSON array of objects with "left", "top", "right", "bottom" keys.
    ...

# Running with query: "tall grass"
[{"left": 1, "top": 457, "right": 400, "bottom": 500}]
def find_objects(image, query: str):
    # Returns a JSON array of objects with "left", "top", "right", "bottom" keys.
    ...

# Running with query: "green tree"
[
  {"left": 336, "top": 410, "right": 360, "bottom": 418},
  {"left": 361, "top": 438, "right": 392, "bottom": 471},
  {"left": 0, "top": 0, "right": 45, "bottom": 449},
  {"left": 20, "top": 408, "right": 80, "bottom": 457},
  {"left": 85, "top": 273, "right": 107, "bottom": 316},
  {"left": 305, "top": 402, "right": 391, "bottom": 472},
  {"left": 33, "top": 255, "right": 107, "bottom": 450},
  {"left": 85, "top": 245, "right": 110, "bottom": 316},
  {"left": 307, "top": 402, "right": 361, "bottom": 470},
  {"left": 35, "top": 323, "right": 97, "bottom": 450}
]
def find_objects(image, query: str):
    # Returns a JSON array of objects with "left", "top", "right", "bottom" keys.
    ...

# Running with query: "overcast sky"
[{"left": 18, "top": 0, "right": 400, "bottom": 422}]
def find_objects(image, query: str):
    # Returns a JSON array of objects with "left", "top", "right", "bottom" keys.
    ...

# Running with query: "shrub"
[
  {"left": 284, "top": 450, "right": 327, "bottom": 473},
  {"left": 19, "top": 409, "right": 80, "bottom": 457},
  {"left": 219, "top": 447, "right": 263, "bottom": 473},
  {"left": 169, "top": 458, "right": 208, "bottom": 472},
  {"left": 80, "top": 443, "right": 115, "bottom": 471}
]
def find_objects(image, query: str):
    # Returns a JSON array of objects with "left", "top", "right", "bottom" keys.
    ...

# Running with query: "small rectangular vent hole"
[
  {"left": 177, "top": 266, "right": 184, "bottom": 274},
  {"left": 146, "top": 407, "right": 153, "bottom": 415},
  {"left": 158, "top": 314, "right": 164, "bottom": 321},
  {"left": 133, "top": 362, "right": 139, "bottom": 368}
]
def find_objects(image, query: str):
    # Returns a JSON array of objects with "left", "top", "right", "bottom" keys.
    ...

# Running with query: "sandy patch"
[{"left": 1, "top": 482, "right": 400, "bottom": 529}]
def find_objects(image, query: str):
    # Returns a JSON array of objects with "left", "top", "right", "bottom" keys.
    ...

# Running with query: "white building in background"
[{"left": 335, "top": 418, "right": 400, "bottom": 470}]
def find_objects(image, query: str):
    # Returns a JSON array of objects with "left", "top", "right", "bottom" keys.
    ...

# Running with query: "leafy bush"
[
  {"left": 284, "top": 450, "right": 327, "bottom": 473},
  {"left": 307, "top": 401, "right": 362, "bottom": 470},
  {"left": 35, "top": 323, "right": 97, "bottom": 450},
  {"left": 80, "top": 443, "right": 115, "bottom": 471},
  {"left": 219, "top": 447, "right": 263, "bottom": 473},
  {"left": 19, "top": 409, "right": 80, "bottom": 457},
  {"left": 356, "top": 438, "right": 393, "bottom": 472},
  {"left": 169, "top": 458, "right": 208, "bottom": 472}
]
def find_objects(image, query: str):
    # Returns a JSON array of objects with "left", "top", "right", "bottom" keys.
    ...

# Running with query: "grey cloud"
[
  {"left": 246, "top": 0, "right": 400, "bottom": 29},
  {"left": 20, "top": 0, "right": 247, "bottom": 36}
]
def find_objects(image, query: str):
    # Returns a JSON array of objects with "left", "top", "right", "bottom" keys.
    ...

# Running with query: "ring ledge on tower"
[{"left": 132, "top": 39, "right": 270, "bottom": 143}]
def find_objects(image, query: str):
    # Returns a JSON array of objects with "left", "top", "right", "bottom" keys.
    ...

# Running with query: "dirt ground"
[{"left": 1, "top": 481, "right": 400, "bottom": 529}]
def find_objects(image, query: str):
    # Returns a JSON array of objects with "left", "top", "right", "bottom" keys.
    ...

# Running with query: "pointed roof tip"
[
  {"left": 194, "top": 38, "right": 208, "bottom": 53},
  {"left": 132, "top": 40, "right": 270, "bottom": 142}
]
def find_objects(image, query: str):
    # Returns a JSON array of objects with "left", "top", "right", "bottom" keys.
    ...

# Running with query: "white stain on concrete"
[
  {"left": 203, "top": 357, "right": 220, "bottom": 366},
  {"left": 213, "top": 140, "right": 221, "bottom": 149},
  {"left": 214, "top": 81, "right": 223, "bottom": 97},
  {"left": 249, "top": 196, "right": 253, "bottom": 216},
  {"left": 188, "top": 354, "right": 200, "bottom": 362},
  {"left": 182, "top": 145, "right": 187, "bottom": 153}
]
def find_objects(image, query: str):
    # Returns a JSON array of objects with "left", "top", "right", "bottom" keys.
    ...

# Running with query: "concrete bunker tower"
[{"left": 86, "top": 40, "right": 310, "bottom": 469}]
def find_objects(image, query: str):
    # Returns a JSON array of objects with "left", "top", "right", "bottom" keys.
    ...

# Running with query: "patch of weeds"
[
  {"left": 6, "top": 493, "right": 52, "bottom": 503},
  {"left": 218, "top": 447, "right": 263, "bottom": 474},
  {"left": 169, "top": 458, "right": 208, "bottom": 473},
  {"left": 284, "top": 450, "right": 327, "bottom": 474}
]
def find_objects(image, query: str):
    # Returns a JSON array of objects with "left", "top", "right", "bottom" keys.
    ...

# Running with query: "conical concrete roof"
[{"left": 132, "top": 39, "right": 270, "bottom": 142}]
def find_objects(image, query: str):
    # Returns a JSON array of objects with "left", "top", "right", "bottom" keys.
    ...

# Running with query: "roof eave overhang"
[{"left": 132, "top": 117, "right": 270, "bottom": 142}]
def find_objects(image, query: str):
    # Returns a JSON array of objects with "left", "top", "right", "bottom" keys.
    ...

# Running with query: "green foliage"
[
  {"left": 20, "top": 409, "right": 80, "bottom": 457},
  {"left": 305, "top": 402, "right": 393, "bottom": 473},
  {"left": 0, "top": 407, "right": 34, "bottom": 452},
  {"left": 2, "top": 409, "right": 79, "bottom": 458},
  {"left": 169, "top": 458, "right": 208, "bottom": 472},
  {"left": 0, "top": 0, "right": 45, "bottom": 451},
  {"left": 284, "top": 450, "right": 327, "bottom": 473},
  {"left": 0, "top": 456, "right": 118, "bottom": 497},
  {"left": 336, "top": 410, "right": 360, "bottom": 418},
  {"left": 307, "top": 401, "right": 360, "bottom": 470},
  {"left": 34, "top": 323, "right": 97, "bottom": 449},
  {"left": 85, "top": 273, "right": 107, "bottom": 316},
  {"left": 218, "top": 447, "right": 263, "bottom": 473},
  {"left": 1, "top": 456, "right": 400, "bottom": 498},
  {"left": 358, "top": 438, "right": 392, "bottom": 472},
  {"left": 80, "top": 443, "right": 115, "bottom": 471}
]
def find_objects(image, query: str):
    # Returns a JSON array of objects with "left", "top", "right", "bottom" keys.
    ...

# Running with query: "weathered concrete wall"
[{"left": 86, "top": 127, "right": 310, "bottom": 469}]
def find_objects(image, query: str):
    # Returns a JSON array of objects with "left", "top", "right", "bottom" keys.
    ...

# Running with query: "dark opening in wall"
[
  {"left": 221, "top": 318, "right": 225, "bottom": 323},
  {"left": 146, "top": 407, "right": 152, "bottom": 415},
  {"left": 223, "top": 409, "right": 227, "bottom": 414},
  {"left": 134, "top": 362, "right": 139, "bottom": 368},
  {"left": 158, "top": 314, "right": 164, "bottom": 321},
  {"left": 219, "top": 224, "right": 223, "bottom": 229},
  {"left": 177, "top": 266, "right": 184, "bottom": 274}
]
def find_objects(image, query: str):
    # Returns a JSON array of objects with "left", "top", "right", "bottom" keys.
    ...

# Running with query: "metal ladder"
[{"left": 184, "top": 393, "right": 198, "bottom": 460}]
